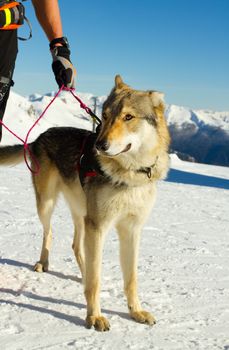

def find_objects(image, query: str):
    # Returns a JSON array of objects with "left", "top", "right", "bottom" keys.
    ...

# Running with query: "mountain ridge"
[{"left": 2, "top": 90, "right": 229, "bottom": 167}]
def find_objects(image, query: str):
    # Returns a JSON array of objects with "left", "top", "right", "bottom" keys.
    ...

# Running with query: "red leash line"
[
  {"left": 0, "top": 85, "right": 99, "bottom": 175},
  {"left": 0, "top": 85, "right": 65, "bottom": 175}
]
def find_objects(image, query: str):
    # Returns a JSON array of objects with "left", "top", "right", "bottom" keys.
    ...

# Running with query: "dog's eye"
[{"left": 124, "top": 114, "right": 134, "bottom": 121}]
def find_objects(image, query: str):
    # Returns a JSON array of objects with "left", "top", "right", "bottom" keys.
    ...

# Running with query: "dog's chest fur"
[{"left": 84, "top": 179, "right": 156, "bottom": 224}]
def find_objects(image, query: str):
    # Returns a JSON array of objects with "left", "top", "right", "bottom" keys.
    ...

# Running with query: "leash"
[
  {"left": 0, "top": 85, "right": 101, "bottom": 175},
  {"left": 68, "top": 89, "right": 101, "bottom": 125}
]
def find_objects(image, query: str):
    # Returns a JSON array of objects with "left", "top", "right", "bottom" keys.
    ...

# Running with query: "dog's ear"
[
  {"left": 115, "top": 75, "right": 129, "bottom": 90},
  {"left": 148, "top": 91, "right": 165, "bottom": 107}
]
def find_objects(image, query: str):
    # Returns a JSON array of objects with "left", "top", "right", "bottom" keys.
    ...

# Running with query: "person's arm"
[
  {"left": 31, "top": 0, "right": 63, "bottom": 41},
  {"left": 31, "top": 0, "right": 76, "bottom": 88}
]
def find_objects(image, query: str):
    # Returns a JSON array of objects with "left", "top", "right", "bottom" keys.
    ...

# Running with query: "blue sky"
[{"left": 14, "top": 0, "right": 229, "bottom": 110}]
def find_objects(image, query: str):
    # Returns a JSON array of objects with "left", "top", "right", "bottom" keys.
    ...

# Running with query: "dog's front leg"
[
  {"left": 116, "top": 217, "right": 156, "bottom": 325},
  {"left": 84, "top": 217, "right": 110, "bottom": 331}
]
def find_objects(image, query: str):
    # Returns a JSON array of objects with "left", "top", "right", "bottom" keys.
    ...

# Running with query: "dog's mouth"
[
  {"left": 98, "top": 143, "right": 132, "bottom": 157},
  {"left": 121, "top": 143, "right": 132, "bottom": 154},
  {"left": 109, "top": 143, "right": 132, "bottom": 157}
]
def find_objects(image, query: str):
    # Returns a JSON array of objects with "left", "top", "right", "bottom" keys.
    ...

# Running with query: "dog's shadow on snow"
[
  {"left": 0, "top": 258, "right": 81, "bottom": 283},
  {"left": 0, "top": 258, "right": 131, "bottom": 325},
  {"left": 167, "top": 168, "right": 229, "bottom": 190},
  {"left": 0, "top": 295, "right": 86, "bottom": 327}
]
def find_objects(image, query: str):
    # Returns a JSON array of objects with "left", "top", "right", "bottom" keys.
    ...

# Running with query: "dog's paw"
[
  {"left": 131, "top": 310, "right": 156, "bottom": 325},
  {"left": 33, "top": 261, "right": 49, "bottom": 273},
  {"left": 86, "top": 315, "right": 110, "bottom": 332}
]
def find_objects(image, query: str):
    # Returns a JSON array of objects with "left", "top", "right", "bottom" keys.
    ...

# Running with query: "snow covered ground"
[{"left": 0, "top": 91, "right": 229, "bottom": 349}]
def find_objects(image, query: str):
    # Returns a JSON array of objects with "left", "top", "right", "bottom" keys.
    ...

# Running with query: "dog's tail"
[{"left": 0, "top": 144, "right": 27, "bottom": 166}]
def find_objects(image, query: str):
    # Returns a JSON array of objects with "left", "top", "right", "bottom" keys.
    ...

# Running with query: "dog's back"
[
  {"left": 32, "top": 127, "right": 91, "bottom": 179},
  {"left": 0, "top": 127, "right": 91, "bottom": 179}
]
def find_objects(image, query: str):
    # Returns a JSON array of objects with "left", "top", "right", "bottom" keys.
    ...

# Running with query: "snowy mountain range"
[
  {"left": 2, "top": 90, "right": 229, "bottom": 167},
  {"left": 166, "top": 105, "right": 229, "bottom": 166}
]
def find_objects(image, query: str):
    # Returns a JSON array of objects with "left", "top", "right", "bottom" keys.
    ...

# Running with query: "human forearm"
[
  {"left": 32, "top": 0, "right": 63, "bottom": 41},
  {"left": 32, "top": 0, "right": 76, "bottom": 88}
]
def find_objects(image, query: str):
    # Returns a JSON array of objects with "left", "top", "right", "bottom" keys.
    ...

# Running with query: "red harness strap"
[{"left": 85, "top": 170, "right": 97, "bottom": 178}]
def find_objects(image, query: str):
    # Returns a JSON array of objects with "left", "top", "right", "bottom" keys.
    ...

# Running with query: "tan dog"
[{"left": 0, "top": 75, "right": 170, "bottom": 331}]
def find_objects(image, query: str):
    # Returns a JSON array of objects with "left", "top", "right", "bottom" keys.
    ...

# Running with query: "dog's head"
[{"left": 95, "top": 75, "right": 170, "bottom": 158}]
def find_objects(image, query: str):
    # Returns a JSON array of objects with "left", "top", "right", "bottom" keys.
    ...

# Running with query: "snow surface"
[{"left": 0, "top": 90, "right": 229, "bottom": 349}]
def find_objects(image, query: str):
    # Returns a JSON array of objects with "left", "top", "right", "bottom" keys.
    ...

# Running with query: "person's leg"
[
  {"left": 0, "top": 85, "right": 10, "bottom": 141},
  {"left": 0, "top": 30, "right": 18, "bottom": 141}
]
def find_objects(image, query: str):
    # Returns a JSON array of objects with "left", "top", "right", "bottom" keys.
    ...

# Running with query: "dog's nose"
[{"left": 95, "top": 140, "right": 110, "bottom": 152}]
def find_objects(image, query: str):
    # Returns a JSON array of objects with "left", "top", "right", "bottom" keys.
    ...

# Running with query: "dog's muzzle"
[{"left": 95, "top": 139, "right": 110, "bottom": 152}]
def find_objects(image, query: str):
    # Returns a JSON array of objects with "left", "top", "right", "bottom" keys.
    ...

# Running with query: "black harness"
[{"left": 77, "top": 132, "right": 105, "bottom": 186}]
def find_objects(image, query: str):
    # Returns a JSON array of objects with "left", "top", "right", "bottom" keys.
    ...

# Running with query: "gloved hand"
[{"left": 50, "top": 37, "right": 76, "bottom": 89}]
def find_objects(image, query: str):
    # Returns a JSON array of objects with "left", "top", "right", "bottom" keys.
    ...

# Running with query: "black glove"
[{"left": 50, "top": 38, "right": 76, "bottom": 89}]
